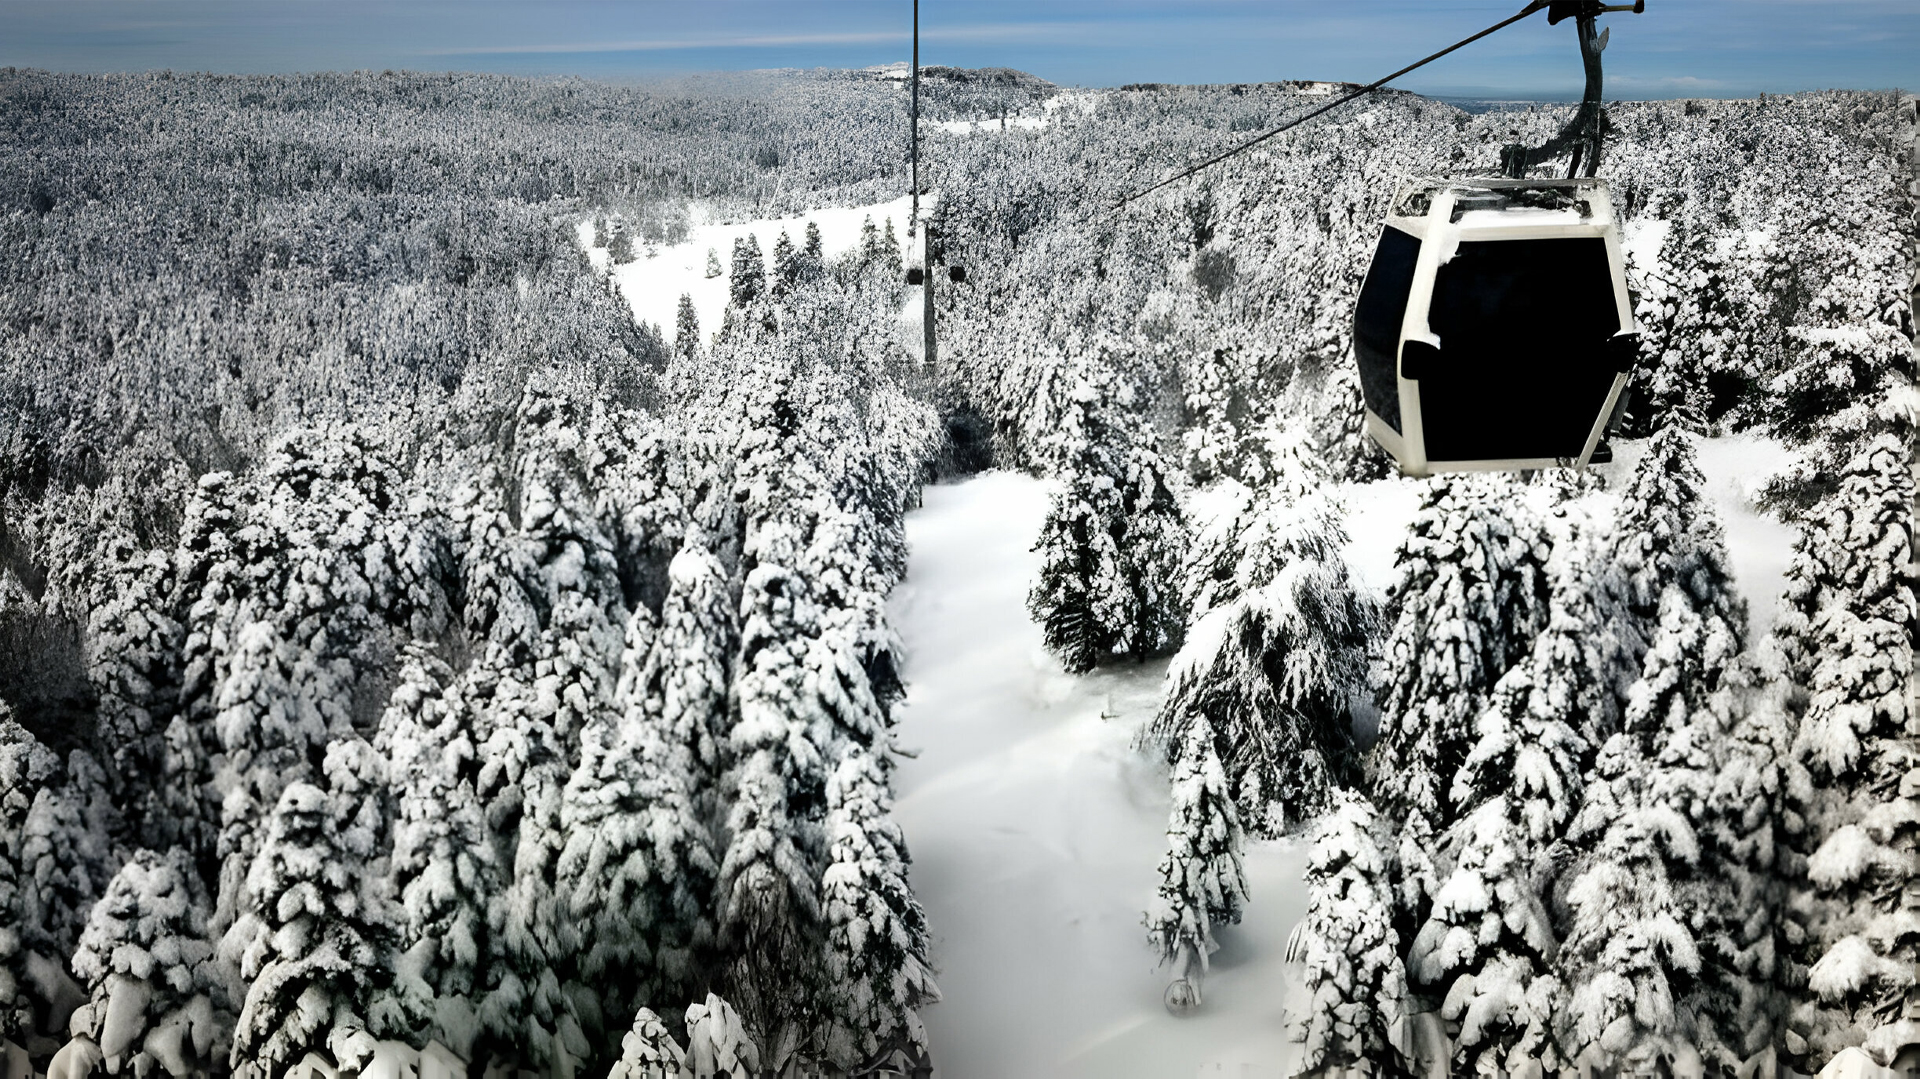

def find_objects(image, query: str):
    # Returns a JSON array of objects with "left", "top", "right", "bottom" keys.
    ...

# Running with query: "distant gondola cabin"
[{"left": 1353, "top": 177, "right": 1639, "bottom": 477}]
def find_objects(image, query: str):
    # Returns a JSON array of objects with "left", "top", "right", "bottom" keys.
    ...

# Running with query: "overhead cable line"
[{"left": 1110, "top": 0, "right": 1640, "bottom": 212}]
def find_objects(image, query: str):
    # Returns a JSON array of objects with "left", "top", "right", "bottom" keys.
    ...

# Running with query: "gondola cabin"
[{"left": 1352, "top": 177, "right": 1639, "bottom": 477}]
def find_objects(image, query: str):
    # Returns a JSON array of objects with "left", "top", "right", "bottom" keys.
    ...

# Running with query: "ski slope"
[{"left": 887, "top": 472, "right": 1313, "bottom": 1079}]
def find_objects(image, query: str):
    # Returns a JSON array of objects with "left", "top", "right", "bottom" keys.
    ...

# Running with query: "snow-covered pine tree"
[
  {"left": 719, "top": 518, "right": 829, "bottom": 1044},
  {"left": 1607, "top": 424, "right": 1725, "bottom": 677},
  {"left": 683, "top": 993, "right": 760, "bottom": 1079},
  {"left": 1287, "top": 790, "right": 1413, "bottom": 1078},
  {"left": 0, "top": 708, "right": 61, "bottom": 1045},
  {"left": 730, "top": 234, "right": 765, "bottom": 307},
  {"left": 1150, "top": 484, "right": 1377, "bottom": 834},
  {"left": 67, "top": 848, "right": 220, "bottom": 1078},
  {"left": 675, "top": 294, "right": 701, "bottom": 361},
  {"left": 1368, "top": 476, "right": 1550, "bottom": 835},
  {"left": 857, "top": 215, "right": 879, "bottom": 269},
  {"left": 1777, "top": 434, "right": 1919, "bottom": 1070},
  {"left": 1707, "top": 686, "right": 1802, "bottom": 1076},
  {"left": 371, "top": 647, "right": 498, "bottom": 1062},
  {"left": 1555, "top": 730, "right": 1712, "bottom": 1076},
  {"left": 1557, "top": 493, "right": 1749, "bottom": 1075},
  {"left": 705, "top": 247, "right": 722, "bottom": 278},
  {"left": 226, "top": 739, "right": 395, "bottom": 1076},
  {"left": 1145, "top": 718, "right": 1248, "bottom": 1013},
  {"left": 81, "top": 528, "right": 183, "bottom": 852},
  {"left": 1407, "top": 648, "right": 1592, "bottom": 1075},
  {"left": 1027, "top": 360, "right": 1188, "bottom": 673},
  {"left": 880, "top": 217, "right": 902, "bottom": 275},
  {"left": 631, "top": 536, "right": 736, "bottom": 789},
  {"left": 819, "top": 748, "right": 938, "bottom": 1073},
  {"left": 556, "top": 602, "right": 719, "bottom": 1037},
  {"left": 772, "top": 230, "right": 797, "bottom": 300}
]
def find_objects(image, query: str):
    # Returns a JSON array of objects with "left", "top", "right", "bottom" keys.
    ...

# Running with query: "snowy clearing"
[
  {"left": 888, "top": 472, "right": 1311, "bottom": 1078},
  {"left": 886, "top": 435, "right": 1801, "bottom": 1076},
  {"left": 578, "top": 193, "right": 924, "bottom": 343}
]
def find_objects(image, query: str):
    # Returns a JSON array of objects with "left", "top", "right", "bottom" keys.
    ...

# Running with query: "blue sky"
[{"left": 1, "top": 1, "right": 1912, "bottom": 99}]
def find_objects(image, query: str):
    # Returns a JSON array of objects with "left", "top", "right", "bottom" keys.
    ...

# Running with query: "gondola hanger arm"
[{"left": 1109, "top": 0, "right": 1643, "bottom": 212}]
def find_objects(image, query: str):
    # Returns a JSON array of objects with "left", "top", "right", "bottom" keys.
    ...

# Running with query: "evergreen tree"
[
  {"left": 0, "top": 709, "right": 61, "bottom": 1043},
  {"left": 1368, "top": 476, "right": 1550, "bottom": 834},
  {"left": 610, "top": 1007, "right": 685, "bottom": 1079},
  {"left": 730, "top": 234, "right": 765, "bottom": 307},
  {"left": 772, "top": 230, "right": 798, "bottom": 300},
  {"left": 1779, "top": 435, "right": 1918, "bottom": 1070},
  {"left": 1027, "top": 361, "right": 1188, "bottom": 673},
  {"left": 68, "top": 849, "right": 220, "bottom": 1077},
  {"left": 857, "top": 215, "right": 880, "bottom": 268},
  {"left": 374, "top": 648, "right": 498, "bottom": 1062},
  {"left": 1150, "top": 485, "right": 1376, "bottom": 834},
  {"left": 226, "top": 739, "right": 394, "bottom": 1076},
  {"left": 556, "top": 603, "right": 719, "bottom": 1035},
  {"left": 1408, "top": 652, "right": 1591, "bottom": 1075},
  {"left": 802, "top": 220, "right": 824, "bottom": 278},
  {"left": 719, "top": 519, "right": 830, "bottom": 1044},
  {"left": 1556, "top": 731, "right": 1710, "bottom": 1076},
  {"left": 1287, "top": 790, "right": 1413, "bottom": 1077},
  {"left": 880, "top": 217, "right": 902, "bottom": 274},
  {"left": 1556, "top": 489, "right": 1748, "bottom": 1075},
  {"left": 705, "top": 247, "right": 722, "bottom": 278},
  {"left": 632, "top": 537, "right": 736, "bottom": 788},
  {"left": 675, "top": 293, "right": 701, "bottom": 361},
  {"left": 1144, "top": 719, "right": 1249, "bottom": 1012},
  {"left": 683, "top": 994, "right": 760, "bottom": 1078},
  {"left": 820, "top": 748, "right": 938, "bottom": 1073}
]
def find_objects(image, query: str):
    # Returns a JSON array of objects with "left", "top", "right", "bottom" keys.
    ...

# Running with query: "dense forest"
[{"left": 0, "top": 61, "right": 1914, "bottom": 1078}]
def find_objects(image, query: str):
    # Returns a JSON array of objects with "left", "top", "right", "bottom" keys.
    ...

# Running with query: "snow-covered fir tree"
[
  {"left": 675, "top": 293, "right": 701, "bottom": 361},
  {"left": 632, "top": 536, "right": 737, "bottom": 789},
  {"left": 772, "top": 230, "right": 798, "bottom": 300},
  {"left": 1150, "top": 481, "right": 1377, "bottom": 834},
  {"left": 556, "top": 603, "right": 720, "bottom": 1037},
  {"left": 373, "top": 647, "right": 498, "bottom": 1061},
  {"left": 730, "top": 234, "right": 766, "bottom": 307},
  {"left": 1556, "top": 449, "right": 1751, "bottom": 1074},
  {"left": 67, "top": 848, "right": 220, "bottom": 1077},
  {"left": 610, "top": 1007, "right": 685, "bottom": 1079},
  {"left": 1779, "top": 434, "right": 1919, "bottom": 1071},
  {"left": 1287, "top": 790, "right": 1413, "bottom": 1078},
  {"left": 225, "top": 739, "right": 394, "bottom": 1076},
  {"left": 1407, "top": 601, "right": 1596, "bottom": 1076},
  {"left": 819, "top": 747, "right": 938, "bottom": 1073},
  {"left": 1144, "top": 718, "right": 1249, "bottom": 1012},
  {"left": 1027, "top": 359, "right": 1189, "bottom": 673},
  {"left": 1368, "top": 476, "right": 1551, "bottom": 834},
  {"left": 683, "top": 993, "right": 761, "bottom": 1079}
]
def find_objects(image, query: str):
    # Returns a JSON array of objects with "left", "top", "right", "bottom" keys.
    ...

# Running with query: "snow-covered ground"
[
  {"left": 578, "top": 194, "right": 924, "bottom": 343},
  {"left": 884, "top": 443, "right": 1799, "bottom": 1076},
  {"left": 888, "top": 472, "right": 1312, "bottom": 1078}
]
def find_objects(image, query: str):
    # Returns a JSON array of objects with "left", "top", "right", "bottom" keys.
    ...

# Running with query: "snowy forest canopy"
[{"left": 0, "top": 61, "right": 1914, "bottom": 1078}]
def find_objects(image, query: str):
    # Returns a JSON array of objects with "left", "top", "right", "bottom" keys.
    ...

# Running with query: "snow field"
[
  {"left": 887, "top": 472, "right": 1311, "bottom": 1078},
  {"left": 579, "top": 193, "right": 926, "bottom": 344}
]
